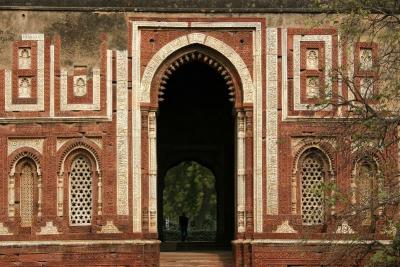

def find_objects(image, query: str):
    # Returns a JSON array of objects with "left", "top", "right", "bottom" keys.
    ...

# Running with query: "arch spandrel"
[{"left": 140, "top": 33, "right": 254, "bottom": 104}]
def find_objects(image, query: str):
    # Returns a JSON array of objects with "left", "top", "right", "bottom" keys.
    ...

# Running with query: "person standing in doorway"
[{"left": 179, "top": 212, "right": 189, "bottom": 242}]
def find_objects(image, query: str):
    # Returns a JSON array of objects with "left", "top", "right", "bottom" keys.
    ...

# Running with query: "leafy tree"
[
  {"left": 163, "top": 161, "right": 217, "bottom": 238},
  {"left": 310, "top": 0, "right": 400, "bottom": 265}
]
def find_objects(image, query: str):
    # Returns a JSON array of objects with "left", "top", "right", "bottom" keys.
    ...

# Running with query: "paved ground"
[{"left": 160, "top": 251, "right": 233, "bottom": 267}]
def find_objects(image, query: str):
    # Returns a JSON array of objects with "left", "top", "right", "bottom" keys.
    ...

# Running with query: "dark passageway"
[{"left": 157, "top": 57, "right": 235, "bottom": 245}]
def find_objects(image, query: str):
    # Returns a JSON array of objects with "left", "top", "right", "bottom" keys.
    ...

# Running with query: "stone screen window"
[
  {"left": 300, "top": 153, "right": 325, "bottom": 225},
  {"left": 69, "top": 155, "right": 93, "bottom": 226},
  {"left": 20, "top": 163, "right": 34, "bottom": 227},
  {"left": 354, "top": 156, "right": 378, "bottom": 226}
]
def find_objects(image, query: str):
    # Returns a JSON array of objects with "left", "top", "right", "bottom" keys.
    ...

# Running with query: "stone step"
[{"left": 160, "top": 251, "right": 233, "bottom": 267}]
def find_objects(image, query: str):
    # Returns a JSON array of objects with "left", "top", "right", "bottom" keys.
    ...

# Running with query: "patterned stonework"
[
  {"left": 88, "top": 137, "right": 103, "bottom": 149},
  {"left": 8, "top": 138, "right": 44, "bottom": 155},
  {"left": 60, "top": 69, "right": 101, "bottom": 111},
  {"left": 18, "top": 77, "right": 32, "bottom": 98},
  {"left": 306, "top": 49, "right": 319, "bottom": 70},
  {"left": 306, "top": 77, "right": 320, "bottom": 98},
  {"left": 37, "top": 221, "right": 60, "bottom": 235},
  {"left": 266, "top": 28, "right": 279, "bottom": 217},
  {"left": 360, "top": 77, "right": 373, "bottom": 98},
  {"left": 237, "top": 112, "right": 246, "bottom": 233},
  {"left": 360, "top": 48, "right": 373, "bottom": 70},
  {"left": 18, "top": 48, "right": 31, "bottom": 69},
  {"left": 5, "top": 34, "right": 45, "bottom": 112},
  {"left": 98, "top": 221, "right": 121, "bottom": 234},
  {"left": 0, "top": 223, "right": 12, "bottom": 235},
  {"left": 335, "top": 221, "right": 355, "bottom": 234},
  {"left": 73, "top": 75, "right": 87, "bottom": 97},
  {"left": 116, "top": 50, "right": 129, "bottom": 216},
  {"left": 293, "top": 34, "right": 333, "bottom": 111},
  {"left": 56, "top": 138, "right": 70, "bottom": 151},
  {"left": 273, "top": 220, "right": 297, "bottom": 233}
]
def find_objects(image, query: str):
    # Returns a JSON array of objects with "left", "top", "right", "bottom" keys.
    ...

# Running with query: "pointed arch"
[
  {"left": 56, "top": 139, "right": 102, "bottom": 219},
  {"left": 291, "top": 143, "right": 336, "bottom": 222},
  {"left": 7, "top": 148, "right": 42, "bottom": 225},
  {"left": 140, "top": 33, "right": 254, "bottom": 105}
]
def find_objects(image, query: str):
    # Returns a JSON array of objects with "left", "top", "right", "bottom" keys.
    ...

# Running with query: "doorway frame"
[{"left": 130, "top": 20, "right": 264, "bottom": 241}]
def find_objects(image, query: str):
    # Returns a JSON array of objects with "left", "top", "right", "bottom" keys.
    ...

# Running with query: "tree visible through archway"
[{"left": 163, "top": 161, "right": 217, "bottom": 241}]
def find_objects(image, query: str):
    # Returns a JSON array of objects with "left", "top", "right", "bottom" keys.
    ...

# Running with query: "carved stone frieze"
[
  {"left": 0, "top": 223, "right": 12, "bottom": 235},
  {"left": 73, "top": 75, "right": 87, "bottom": 97},
  {"left": 335, "top": 221, "right": 355, "bottom": 234},
  {"left": 116, "top": 50, "right": 129, "bottom": 216},
  {"left": 273, "top": 220, "right": 297, "bottom": 233},
  {"left": 18, "top": 77, "right": 32, "bottom": 98},
  {"left": 266, "top": 27, "right": 279, "bottom": 217},
  {"left": 98, "top": 221, "right": 121, "bottom": 234},
  {"left": 37, "top": 221, "right": 60, "bottom": 235},
  {"left": 8, "top": 138, "right": 44, "bottom": 155},
  {"left": 18, "top": 48, "right": 31, "bottom": 69}
]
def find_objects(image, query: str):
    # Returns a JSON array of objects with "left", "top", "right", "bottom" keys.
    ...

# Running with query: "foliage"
[
  {"left": 309, "top": 0, "right": 400, "bottom": 265},
  {"left": 163, "top": 161, "right": 217, "bottom": 240}
]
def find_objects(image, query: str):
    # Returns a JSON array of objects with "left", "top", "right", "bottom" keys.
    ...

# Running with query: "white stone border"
[
  {"left": 293, "top": 34, "right": 332, "bottom": 111},
  {"left": 116, "top": 50, "right": 129, "bottom": 216},
  {"left": 266, "top": 28, "right": 279, "bottom": 215},
  {"left": 282, "top": 30, "right": 338, "bottom": 120},
  {"left": 232, "top": 238, "right": 391, "bottom": 245},
  {"left": 132, "top": 21, "right": 263, "bottom": 233},
  {"left": 0, "top": 239, "right": 161, "bottom": 246},
  {"left": 60, "top": 69, "right": 101, "bottom": 111},
  {"left": 5, "top": 34, "right": 45, "bottom": 112}
]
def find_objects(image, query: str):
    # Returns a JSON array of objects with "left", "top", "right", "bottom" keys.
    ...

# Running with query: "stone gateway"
[{"left": 0, "top": 1, "right": 392, "bottom": 266}]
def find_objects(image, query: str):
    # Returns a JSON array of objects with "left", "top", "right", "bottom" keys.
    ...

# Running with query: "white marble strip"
[
  {"left": 234, "top": 239, "right": 392, "bottom": 245},
  {"left": 106, "top": 50, "right": 113, "bottom": 120},
  {"left": 281, "top": 29, "right": 289, "bottom": 121},
  {"left": 50, "top": 45, "right": 55, "bottom": 117},
  {"left": 131, "top": 22, "right": 142, "bottom": 232},
  {"left": 0, "top": 239, "right": 161, "bottom": 247},
  {"left": 253, "top": 25, "right": 263, "bottom": 233},
  {"left": 116, "top": 50, "right": 129, "bottom": 216},
  {"left": 266, "top": 28, "right": 279, "bottom": 215}
]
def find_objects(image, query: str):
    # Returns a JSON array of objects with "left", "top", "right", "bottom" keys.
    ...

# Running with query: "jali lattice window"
[
  {"left": 301, "top": 153, "right": 324, "bottom": 225},
  {"left": 20, "top": 163, "right": 34, "bottom": 227},
  {"left": 355, "top": 157, "right": 378, "bottom": 225},
  {"left": 69, "top": 155, "right": 92, "bottom": 226}
]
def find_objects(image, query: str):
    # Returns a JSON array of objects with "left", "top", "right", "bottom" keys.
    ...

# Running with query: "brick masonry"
[{"left": 0, "top": 12, "right": 392, "bottom": 267}]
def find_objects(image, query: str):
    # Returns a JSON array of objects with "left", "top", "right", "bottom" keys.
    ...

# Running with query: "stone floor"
[{"left": 160, "top": 251, "right": 234, "bottom": 267}]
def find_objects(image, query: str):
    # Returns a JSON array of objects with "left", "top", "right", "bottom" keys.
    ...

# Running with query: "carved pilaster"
[
  {"left": 148, "top": 111, "right": 157, "bottom": 233},
  {"left": 8, "top": 175, "right": 15, "bottom": 218},
  {"left": 244, "top": 110, "right": 253, "bottom": 235},
  {"left": 236, "top": 111, "right": 246, "bottom": 233},
  {"left": 37, "top": 175, "right": 42, "bottom": 217},
  {"left": 97, "top": 172, "right": 103, "bottom": 216},
  {"left": 291, "top": 173, "right": 297, "bottom": 214},
  {"left": 57, "top": 174, "right": 63, "bottom": 217}
]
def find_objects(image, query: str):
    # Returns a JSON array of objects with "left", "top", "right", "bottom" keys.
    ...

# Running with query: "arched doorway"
[
  {"left": 156, "top": 52, "right": 236, "bottom": 245},
  {"left": 162, "top": 161, "right": 217, "bottom": 241}
]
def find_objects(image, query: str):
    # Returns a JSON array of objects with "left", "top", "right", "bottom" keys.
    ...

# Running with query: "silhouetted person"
[{"left": 179, "top": 212, "right": 189, "bottom": 242}]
